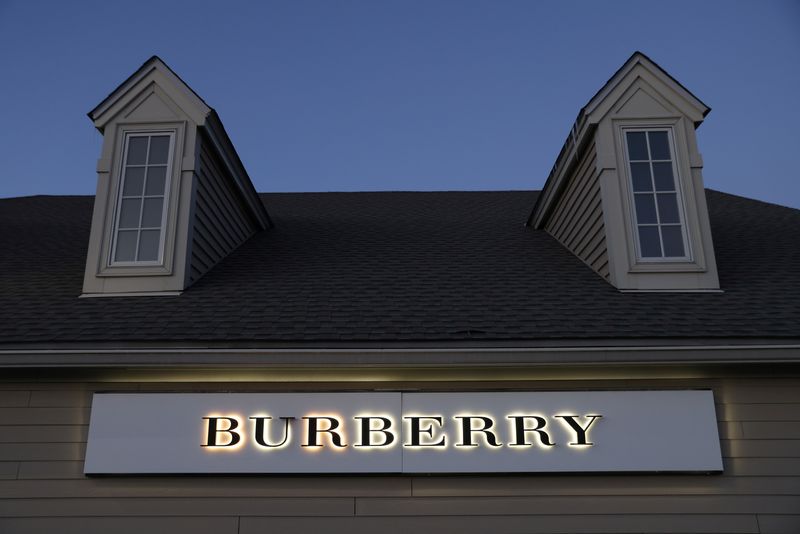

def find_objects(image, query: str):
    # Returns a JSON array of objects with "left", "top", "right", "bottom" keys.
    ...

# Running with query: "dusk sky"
[{"left": 1, "top": 1, "right": 798, "bottom": 208}]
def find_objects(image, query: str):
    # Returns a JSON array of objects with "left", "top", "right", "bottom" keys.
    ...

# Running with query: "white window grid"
[
  {"left": 109, "top": 131, "right": 175, "bottom": 266},
  {"left": 623, "top": 127, "right": 691, "bottom": 262}
]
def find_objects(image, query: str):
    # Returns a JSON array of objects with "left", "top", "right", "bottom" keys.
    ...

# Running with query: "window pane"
[
  {"left": 661, "top": 225, "right": 685, "bottom": 257},
  {"left": 657, "top": 193, "right": 680, "bottom": 224},
  {"left": 630, "top": 162, "right": 652, "bottom": 192},
  {"left": 115, "top": 230, "right": 138, "bottom": 262},
  {"left": 648, "top": 131, "right": 671, "bottom": 160},
  {"left": 127, "top": 137, "right": 148, "bottom": 165},
  {"left": 145, "top": 166, "right": 167, "bottom": 196},
  {"left": 148, "top": 136, "right": 170, "bottom": 165},
  {"left": 118, "top": 198, "right": 141, "bottom": 229},
  {"left": 634, "top": 194, "right": 657, "bottom": 224},
  {"left": 652, "top": 162, "right": 675, "bottom": 191},
  {"left": 122, "top": 167, "right": 145, "bottom": 197},
  {"left": 626, "top": 132, "right": 649, "bottom": 160},
  {"left": 137, "top": 230, "right": 161, "bottom": 261},
  {"left": 638, "top": 226, "right": 662, "bottom": 257},
  {"left": 141, "top": 198, "right": 163, "bottom": 228}
]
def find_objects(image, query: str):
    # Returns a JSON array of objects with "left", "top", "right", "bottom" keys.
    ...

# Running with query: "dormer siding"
[
  {"left": 189, "top": 133, "right": 262, "bottom": 284},
  {"left": 543, "top": 140, "right": 610, "bottom": 281}
]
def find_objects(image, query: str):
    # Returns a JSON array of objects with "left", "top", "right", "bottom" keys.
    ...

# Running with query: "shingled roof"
[{"left": 0, "top": 190, "right": 798, "bottom": 347}]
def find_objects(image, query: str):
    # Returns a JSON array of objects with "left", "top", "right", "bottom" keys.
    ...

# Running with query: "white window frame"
[
  {"left": 109, "top": 131, "right": 175, "bottom": 267},
  {"left": 621, "top": 126, "right": 692, "bottom": 263}
]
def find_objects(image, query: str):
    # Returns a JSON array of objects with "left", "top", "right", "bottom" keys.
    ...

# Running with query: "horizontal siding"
[
  {"left": 0, "top": 374, "right": 798, "bottom": 533},
  {"left": 0, "top": 515, "right": 766, "bottom": 534},
  {"left": 238, "top": 515, "right": 762, "bottom": 534},
  {"left": 0, "top": 495, "right": 796, "bottom": 520},
  {"left": 189, "top": 139, "right": 259, "bottom": 283},
  {"left": 0, "top": 517, "right": 238, "bottom": 534},
  {"left": 544, "top": 142, "right": 610, "bottom": 281},
  {"left": 0, "top": 497, "right": 354, "bottom": 516},
  {"left": 355, "top": 495, "right": 800, "bottom": 515},
  {"left": 0, "top": 425, "right": 87, "bottom": 442}
]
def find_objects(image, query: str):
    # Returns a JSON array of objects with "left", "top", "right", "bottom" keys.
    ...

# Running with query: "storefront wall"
[{"left": 1, "top": 363, "right": 799, "bottom": 533}]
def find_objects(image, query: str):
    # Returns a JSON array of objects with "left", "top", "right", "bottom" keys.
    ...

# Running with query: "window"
[
  {"left": 111, "top": 132, "right": 174, "bottom": 264},
  {"left": 624, "top": 129, "right": 689, "bottom": 260}
]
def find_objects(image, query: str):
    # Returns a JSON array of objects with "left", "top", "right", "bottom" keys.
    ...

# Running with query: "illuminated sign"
[
  {"left": 84, "top": 391, "right": 723, "bottom": 474},
  {"left": 200, "top": 413, "right": 600, "bottom": 449}
]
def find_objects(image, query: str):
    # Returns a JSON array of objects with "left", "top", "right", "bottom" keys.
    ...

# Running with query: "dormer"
[
  {"left": 528, "top": 52, "right": 720, "bottom": 291},
  {"left": 82, "top": 57, "right": 271, "bottom": 296}
]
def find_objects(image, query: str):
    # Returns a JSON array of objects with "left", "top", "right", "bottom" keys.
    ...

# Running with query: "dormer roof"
[
  {"left": 89, "top": 55, "right": 212, "bottom": 129},
  {"left": 583, "top": 51, "right": 710, "bottom": 126}
]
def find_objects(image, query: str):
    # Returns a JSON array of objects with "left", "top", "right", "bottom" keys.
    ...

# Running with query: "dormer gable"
[
  {"left": 582, "top": 52, "right": 709, "bottom": 127},
  {"left": 82, "top": 57, "right": 270, "bottom": 297},
  {"left": 528, "top": 52, "right": 720, "bottom": 291},
  {"left": 89, "top": 56, "right": 212, "bottom": 129}
]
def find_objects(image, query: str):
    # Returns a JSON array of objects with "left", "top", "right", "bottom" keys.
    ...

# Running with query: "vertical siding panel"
[
  {"left": 189, "top": 139, "right": 260, "bottom": 282},
  {"left": 580, "top": 223, "right": 605, "bottom": 263},
  {"left": 196, "top": 166, "right": 247, "bottom": 246},
  {"left": 198, "top": 145, "right": 252, "bottom": 238},
  {"left": 596, "top": 258, "right": 610, "bottom": 279},
  {"left": 544, "top": 143, "right": 609, "bottom": 281},
  {"left": 565, "top": 200, "right": 602, "bottom": 252},
  {"left": 194, "top": 198, "right": 238, "bottom": 260},
  {"left": 547, "top": 147, "right": 596, "bottom": 239}
]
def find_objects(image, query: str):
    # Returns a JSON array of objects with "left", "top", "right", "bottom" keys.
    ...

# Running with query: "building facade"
[{"left": 0, "top": 53, "right": 799, "bottom": 533}]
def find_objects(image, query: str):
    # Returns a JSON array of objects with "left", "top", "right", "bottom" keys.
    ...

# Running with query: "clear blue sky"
[{"left": 1, "top": 0, "right": 798, "bottom": 208}]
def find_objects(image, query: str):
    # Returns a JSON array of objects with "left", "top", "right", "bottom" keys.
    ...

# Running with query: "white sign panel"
[{"left": 84, "top": 390, "right": 722, "bottom": 474}]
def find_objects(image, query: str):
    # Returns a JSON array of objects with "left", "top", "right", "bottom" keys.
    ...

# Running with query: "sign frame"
[{"left": 84, "top": 390, "right": 723, "bottom": 475}]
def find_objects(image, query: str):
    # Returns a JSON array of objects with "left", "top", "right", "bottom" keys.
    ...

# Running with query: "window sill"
[
  {"left": 79, "top": 290, "right": 182, "bottom": 298},
  {"left": 628, "top": 261, "right": 706, "bottom": 274},
  {"left": 618, "top": 288, "right": 724, "bottom": 294},
  {"left": 96, "top": 264, "right": 173, "bottom": 277}
]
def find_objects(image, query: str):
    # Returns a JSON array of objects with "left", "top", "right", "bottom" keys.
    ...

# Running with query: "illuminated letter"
[
  {"left": 302, "top": 416, "right": 346, "bottom": 448},
  {"left": 354, "top": 416, "right": 395, "bottom": 447},
  {"left": 454, "top": 416, "right": 502, "bottom": 447},
  {"left": 555, "top": 415, "right": 602, "bottom": 446},
  {"left": 507, "top": 415, "right": 554, "bottom": 447},
  {"left": 202, "top": 416, "right": 241, "bottom": 447},
  {"left": 403, "top": 416, "right": 446, "bottom": 447},
  {"left": 250, "top": 416, "right": 294, "bottom": 448}
]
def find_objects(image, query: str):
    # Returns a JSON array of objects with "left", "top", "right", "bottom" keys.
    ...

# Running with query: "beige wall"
[{"left": 0, "top": 366, "right": 798, "bottom": 533}]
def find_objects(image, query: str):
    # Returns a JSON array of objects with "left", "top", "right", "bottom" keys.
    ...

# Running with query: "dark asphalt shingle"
[{"left": 0, "top": 190, "right": 798, "bottom": 345}]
